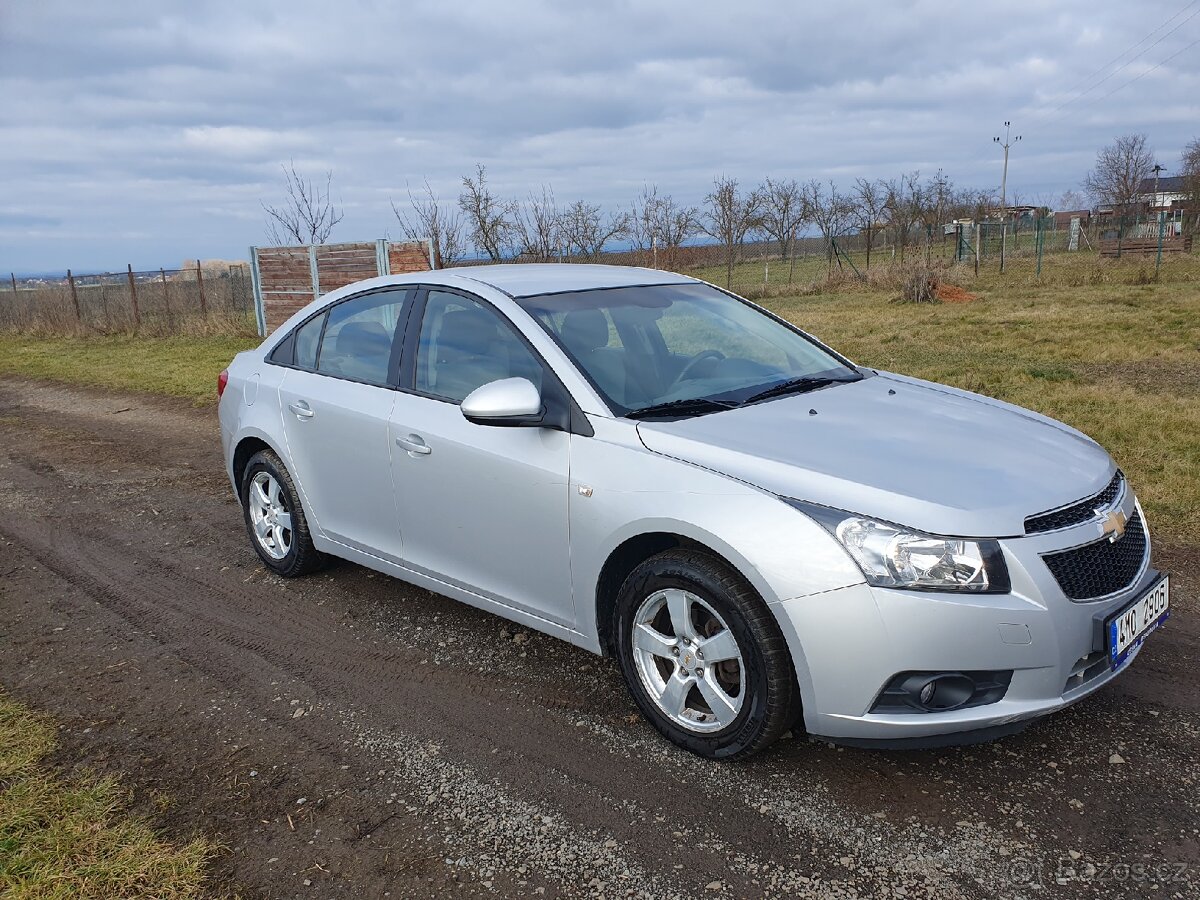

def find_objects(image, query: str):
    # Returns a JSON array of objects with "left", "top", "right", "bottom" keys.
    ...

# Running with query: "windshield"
[{"left": 518, "top": 282, "right": 859, "bottom": 416}]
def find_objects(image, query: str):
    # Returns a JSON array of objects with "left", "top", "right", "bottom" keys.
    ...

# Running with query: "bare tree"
[
  {"left": 803, "top": 180, "right": 855, "bottom": 274},
  {"left": 920, "top": 170, "right": 955, "bottom": 259},
  {"left": 391, "top": 180, "right": 466, "bottom": 268},
  {"left": 1182, "top": 137, "right": 1200, "bottom": 234},
  {"left": 629, "top": 186, "right": 701, "bottom": 269},
  {"left": 561, "top": 200, "right": 628, "bottom": 260},
  {"left": 758, "top": 177, "right": 805, "bottom": 281},
  {"left": 703, "top": 176, "right": 763, "bottom": 288},
  {"left": 1058, "top": 188, "right": 1086, "bottom": 212},
  {"left": 1083, "top": 133, "right": 1156, "bottom": 218},
  {"left": 458, "top": 164, "right": 516, "bottom": 261},
  {"left": 262, "top": 161, "right": 344, "bottom": 246},
  {"left": 851, "top": 178, "right": 887, "bottom": 269},
  {"left": 514, "top": 185, "right": 563, "bottom": 261},
  {"left": 882, "top": 171, "right": 924, "bottom": 262}
]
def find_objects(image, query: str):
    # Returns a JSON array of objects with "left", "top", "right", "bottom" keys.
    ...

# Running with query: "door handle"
[
  {"left": 395, "top": 434, "right": 431, "bottom": 456},
  {"left": 289, "top": 401, "right": 315, "bottom": 419}
]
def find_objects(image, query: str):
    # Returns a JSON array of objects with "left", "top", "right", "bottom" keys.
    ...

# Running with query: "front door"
[{"left": 388, "top": 288, "right": 574, "bottom": 626}]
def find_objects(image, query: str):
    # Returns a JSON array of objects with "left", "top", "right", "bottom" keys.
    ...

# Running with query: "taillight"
[{"left": 217, "top": 369, "right": 229, "bottom": 398}]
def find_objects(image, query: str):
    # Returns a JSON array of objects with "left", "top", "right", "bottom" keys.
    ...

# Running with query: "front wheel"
[{"left": 613, "top": 549, "right": 799, "bottom": 759}]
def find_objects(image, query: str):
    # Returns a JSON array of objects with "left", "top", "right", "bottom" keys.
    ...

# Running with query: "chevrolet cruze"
[{"left": 218, "top": 264, "right": 1169, "bottom": 758}]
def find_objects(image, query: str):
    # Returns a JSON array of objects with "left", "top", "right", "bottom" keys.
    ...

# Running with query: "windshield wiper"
[
  {"left": 626, "top": 397, "right": 740, "bottom": 420},
  {"left": 745, "top": 373, "right": 862, "bottom": 404}
]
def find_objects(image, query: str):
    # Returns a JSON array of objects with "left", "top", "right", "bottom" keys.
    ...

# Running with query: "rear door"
[
  {"left": 387, "top": 287, "right": 575, "bottom": 626},
  {"left": 276, "top": 288, "right": 411, "bottom": 560}
]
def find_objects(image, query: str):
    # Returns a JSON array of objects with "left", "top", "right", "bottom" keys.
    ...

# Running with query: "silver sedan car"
[{"left": 218, "top": 264, "right": 1169, "bottom": 758}]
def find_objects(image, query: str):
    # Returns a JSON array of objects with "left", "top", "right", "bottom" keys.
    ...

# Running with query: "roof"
[
  {"left": 447, "top": 263, "right": 693, "bottom": 298},
  {"left": 1137, "top": 175, "right": 1188, "bottom": 194}
]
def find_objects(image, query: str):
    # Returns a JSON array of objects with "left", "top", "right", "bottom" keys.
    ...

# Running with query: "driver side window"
[{"left": 414, "top": 290, "right": 543, "bottom": 404}]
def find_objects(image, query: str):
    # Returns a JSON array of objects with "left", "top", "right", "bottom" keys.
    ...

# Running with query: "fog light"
[{"left": 871, "top": 670, "right": 1014, "bottom": 714}]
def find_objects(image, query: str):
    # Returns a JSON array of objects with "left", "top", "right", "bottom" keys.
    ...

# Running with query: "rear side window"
[
  {"left": 316, "top": 290, "right": 408, "bottom": 384},
  {"left": 294, "top": 314, "right": 325, "bottom": 370}
]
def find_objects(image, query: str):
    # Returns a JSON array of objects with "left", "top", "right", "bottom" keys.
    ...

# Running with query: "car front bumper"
[{"left": 774, "top": 495, "right": 1160, "bottom": 747}]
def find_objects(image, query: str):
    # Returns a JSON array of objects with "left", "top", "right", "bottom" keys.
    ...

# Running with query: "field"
[{"left": 0, "top": 250, "right": 1197, "bottom": 898}]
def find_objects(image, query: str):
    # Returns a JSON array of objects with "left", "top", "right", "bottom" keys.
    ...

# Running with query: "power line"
[
  {"left": 1050, "top": 0, "right": 1197, "bottom": 102},
  {"left": 1074, "top": 35, "right": 1200, "bottom": 115},
  {"left": 1027, "top": 0, "right": 1199, "bottom": 123},
  {"left": 1049, "top": 3, "right": 1200, "bottom": 115}
]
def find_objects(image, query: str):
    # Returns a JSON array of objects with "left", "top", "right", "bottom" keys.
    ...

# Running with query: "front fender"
[{"left": 569, "top": 417, "right": 863, "bottom": 646}]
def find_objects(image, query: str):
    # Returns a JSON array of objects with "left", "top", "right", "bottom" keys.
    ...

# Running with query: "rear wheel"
[
  {"left": 241, "top": 449, "right": 326, "bottom": 577},
  {"left": 614, "top": 548, "right": 799, "bottom": 759}
]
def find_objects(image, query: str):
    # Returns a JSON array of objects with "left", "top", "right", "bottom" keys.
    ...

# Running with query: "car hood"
[{"left": 635, "top": 372, "right": 1114, "bottom": 537}]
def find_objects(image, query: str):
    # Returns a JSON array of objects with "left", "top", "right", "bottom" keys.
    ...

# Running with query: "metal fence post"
[
  {"left": 308, "top": 245, "right": 320, "bottom": 300},
  {"left": 974, "top": 224, "right": 980, "bottom": 277},
  {"left": 160, "top": 268, "right": 171, "bottom": 323},
  {"left": 196, "top": 260, "right": 208, "bottom": 316},
  {"left": 127, "top": 263, "right": 141, "bottom": 328},
  {"left": 67, "top": 269, "right": 81, "bottom": 323},
  {"left": 1036, "top": 218, "right": 1044, "bottom": 278},
  {"left": 1155, "top": 211, "right": 1165, "bottom": 278},
  {"left": 249, "top": 247, "right": 266, "bottom": 337},
  {"left": 9, "top": 272, "right": 15, "bottom": 294}
]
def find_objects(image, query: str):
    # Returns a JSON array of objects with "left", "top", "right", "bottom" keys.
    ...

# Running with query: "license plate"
[{"left": 1107, "top": 575, "right": 1169, "bottom": 669}]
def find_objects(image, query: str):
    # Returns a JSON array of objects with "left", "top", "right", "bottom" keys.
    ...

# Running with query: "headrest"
[
  {"left": 560, "top": 309, "right": 608, "bottom": 355},
  {"left": 438, "top": 308, "right": 499, "bottom": 355},
  {"left": 335, "top": 320, "right": 391, "bottom": 357}
]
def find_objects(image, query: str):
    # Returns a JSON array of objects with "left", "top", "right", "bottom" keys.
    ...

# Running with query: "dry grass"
[
  {"left": 1, "top": 274, "right": 258, "bottom": 338},
  {"left": 0, "top": 692, "right": 214, "bottom": 899}
]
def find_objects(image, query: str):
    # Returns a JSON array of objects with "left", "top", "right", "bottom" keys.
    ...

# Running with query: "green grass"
[
  {"left": 0, "top": 692, "right": 213, "bottom": 899},
  {"left": 0, "top": 334, "right": 259, "bottom": 404}
]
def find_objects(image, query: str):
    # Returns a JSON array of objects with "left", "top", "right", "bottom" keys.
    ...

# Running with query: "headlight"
[{"left": 786, "top": 501, "right": 1010, "bottom": 593}]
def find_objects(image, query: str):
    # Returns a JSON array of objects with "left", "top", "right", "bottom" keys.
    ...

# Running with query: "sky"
[{"left": 1, "top": 0, "right": 1198, "bottom": 274}]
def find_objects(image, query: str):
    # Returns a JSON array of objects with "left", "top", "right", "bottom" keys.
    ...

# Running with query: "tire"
[
  {"left": 614, "top": 548, "right": 799, "bottom": 760},
  {"left": 240, "top": 449, "right": 326, "bottom": 577}
]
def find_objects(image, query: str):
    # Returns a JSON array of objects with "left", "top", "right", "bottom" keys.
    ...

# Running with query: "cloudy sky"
[{"left": 2, "top": 0, "right": 1198, "bottom": 273}]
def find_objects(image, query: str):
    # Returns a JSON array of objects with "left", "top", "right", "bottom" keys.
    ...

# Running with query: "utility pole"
[
  {"left": 994, "top": 121, "right": 1021, "bottom": 273},
  {"left": 1151, "top": 163, "right": 1165, "bottom": 213}
]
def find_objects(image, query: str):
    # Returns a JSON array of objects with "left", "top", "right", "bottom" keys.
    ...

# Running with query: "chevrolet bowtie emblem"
[{"left": 1099, "top": 508, "right": 1128, "bottom": 543}]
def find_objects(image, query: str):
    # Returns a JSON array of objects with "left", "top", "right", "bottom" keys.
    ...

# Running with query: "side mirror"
[{"left": 460, "top": 377, "right": 544, "bottom": 427}]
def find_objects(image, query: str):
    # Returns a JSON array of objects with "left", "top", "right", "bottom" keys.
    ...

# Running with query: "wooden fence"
[{"left": 250, "top": 239, "right": 432, "bottom": 335}]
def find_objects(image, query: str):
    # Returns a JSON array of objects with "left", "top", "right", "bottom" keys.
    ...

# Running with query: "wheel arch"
[
  {"left": 231, "top": 433, "right": 286, "bottom": 502},
  {"left": 593, "top": 528, "right": 769, "bottom": 658}
]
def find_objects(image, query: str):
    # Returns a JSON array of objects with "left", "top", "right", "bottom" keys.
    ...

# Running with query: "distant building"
[
  {"left": 1135, "top": 175, "right": 1189, "bottom": 212},
  {"left": 1053, "top": 209, "right": 1091, "bottom": 229}
]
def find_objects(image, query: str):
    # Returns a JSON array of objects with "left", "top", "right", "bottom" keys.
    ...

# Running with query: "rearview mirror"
[{"left": 460, "top": 377, "right": 544, "bottom": 427}]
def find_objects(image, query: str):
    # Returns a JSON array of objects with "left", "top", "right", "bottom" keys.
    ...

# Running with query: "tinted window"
[
  {"left": 294, "top": 314, "right": 325, "bottom": 370},
  {"left": 316, "top": 290, "right": 408, "bottom": 384},
  {"left": 414, "top": 290, "right": 543, "bottom": 403}
]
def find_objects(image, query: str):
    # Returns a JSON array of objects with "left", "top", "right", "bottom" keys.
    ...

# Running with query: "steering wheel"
[{"left": 668, "top": 349, "right": 726, "bottom": 391}]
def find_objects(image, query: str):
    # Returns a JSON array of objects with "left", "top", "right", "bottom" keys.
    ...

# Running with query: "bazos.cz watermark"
[{"left": 1006, "top": 855, "right": 1189, "bottom": 886}]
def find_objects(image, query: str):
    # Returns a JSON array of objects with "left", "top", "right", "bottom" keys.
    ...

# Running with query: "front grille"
[
  {"left": 1025, "top": 471, "right": 1124, "bottom": 534},
  {"left": 1041, "top": 511, "right": 1146, "bottom": 600}
]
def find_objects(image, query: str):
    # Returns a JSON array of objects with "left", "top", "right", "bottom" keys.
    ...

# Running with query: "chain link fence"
[{"left": 1, "top": 263, "right": 257, "bottom": 335}]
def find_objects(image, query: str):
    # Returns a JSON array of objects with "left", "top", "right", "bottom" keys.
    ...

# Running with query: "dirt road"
[{"left": 0, "top": 376, "right": 1196, "bottom": 899}]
